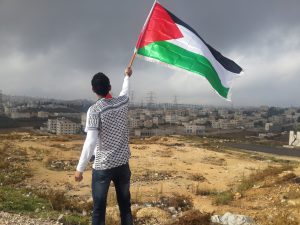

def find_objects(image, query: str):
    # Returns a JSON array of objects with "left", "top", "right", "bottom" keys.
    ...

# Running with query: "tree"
[{"left": 254, "top": 121, "right": 264, "bottom": 127}]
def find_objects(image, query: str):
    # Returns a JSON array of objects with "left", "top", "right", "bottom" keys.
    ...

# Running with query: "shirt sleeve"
[
  {"left": 119, "top": 76, "right": 130, "bottom": 97},
  {"left": 85, "top": 107, "right": 98, "bottom": 156},
  {"left": 85, "top": 107, "right": 100, "bottom": 131},
  {"left": 76, "top": 129, "right": 98, "bottom": 172}
]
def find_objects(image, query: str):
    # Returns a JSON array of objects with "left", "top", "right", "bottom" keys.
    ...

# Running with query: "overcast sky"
[{"left": 0, "top": 0, "right": 300, "bottom": 107}]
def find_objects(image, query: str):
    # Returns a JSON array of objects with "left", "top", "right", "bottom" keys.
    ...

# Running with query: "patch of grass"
[
  {"left": 132, "top": 186, "right": 143, "bottom": 204},
  {"left": 34, "top": 188, "right": 92, "bottom": 213},
  {"left": 284, "top": 190, "right": 300, "bottom": 200},
  {"left": 106, "top": 214, "right": 120, "bottom": 225},
  {"left": 160, "top": 193, "right": 193, "bottom": 211},
  {"left": 0, "top": 143, "right": 32, "bottom": 185},
  {"left": 194, "top": 186, "right": 217, "bottom": 196},
  {"left": 260, "top": 210, "right": 298, "bottom": 225},
  {"left": 49, "top": 144, "right": 70, "bottom": 151},
  {"left": 213, "top": 191, "right": 234, "bottom": 205},
  {"left": 237, "top": 165, "right": 294, "bottom": 193},
  {"left": 60, "top": 215, "right": 90, "bottom": 225},
  {"left": 168, "top": 209, "right": 212, "bottom": 225},
  {"left": 155, "top": 149, "right": 174, "bottom": 157},
  {"left": 132, "top": 170, "right": 175, "bottom": 182},
  {"left": 201, "top": 156, "right": 227, "bottom": 166},
  {"left": 190, "top": 173, "right": 206, "bottom": 182},
  {"left": 0, "top": 186, "right": 51, "bottom": 212}
]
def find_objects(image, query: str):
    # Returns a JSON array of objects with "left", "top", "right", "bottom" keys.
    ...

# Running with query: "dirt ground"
[{"left": 1, "top": 132, "right": 300, "bottom": 224}]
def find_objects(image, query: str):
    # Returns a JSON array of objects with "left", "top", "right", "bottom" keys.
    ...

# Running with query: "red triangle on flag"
[{"left": 136, "top": 2, "right": 183, "bottom": 49}]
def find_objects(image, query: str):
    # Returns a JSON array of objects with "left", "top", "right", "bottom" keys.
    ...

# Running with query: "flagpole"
[{"left": 127, "top": 0, "right": 157, "bottom": 68}]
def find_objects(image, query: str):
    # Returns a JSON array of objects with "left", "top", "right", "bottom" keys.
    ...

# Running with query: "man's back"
[{"left": 88, "top": 95, "right": 130, "bottom": 170}]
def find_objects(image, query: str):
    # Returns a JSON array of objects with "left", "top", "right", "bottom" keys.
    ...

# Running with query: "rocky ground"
[
  {"left": 0, "top": 211, "right": 60, "bottom": 225},
  {"left": 0, "top": 132, "right": 300, "bottom": 225}
]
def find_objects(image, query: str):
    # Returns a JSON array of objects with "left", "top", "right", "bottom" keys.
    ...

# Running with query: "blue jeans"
[{"left": 91, "top": 163, "right": 133, "bottom": 225}]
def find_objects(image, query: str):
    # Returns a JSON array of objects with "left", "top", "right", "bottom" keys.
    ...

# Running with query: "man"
[{"left": 75, "top": 67, "right": 133, "bottom": 225}]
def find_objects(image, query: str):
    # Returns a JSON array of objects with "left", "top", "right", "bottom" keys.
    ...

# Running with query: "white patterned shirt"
[{"left": 76, "top": 76, "right": 130, "bottom": 172}]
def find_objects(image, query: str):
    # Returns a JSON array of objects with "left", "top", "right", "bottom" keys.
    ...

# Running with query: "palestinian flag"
[{"left": 135, "top": 1, "right": 243, "bottom": 100}]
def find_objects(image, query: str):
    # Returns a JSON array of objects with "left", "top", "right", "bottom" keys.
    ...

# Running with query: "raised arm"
[{"left": 119, "top": 67, "right": 132, "bottom": 97}]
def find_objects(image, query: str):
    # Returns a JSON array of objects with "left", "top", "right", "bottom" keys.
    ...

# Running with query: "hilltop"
[{"left": 0, "top": 131, "right": 300, "bottom": 225}]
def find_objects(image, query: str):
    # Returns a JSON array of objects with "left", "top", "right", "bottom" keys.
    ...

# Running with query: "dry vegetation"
[{"left": 0, "top": 132, "right": 300, "bottom": 225}]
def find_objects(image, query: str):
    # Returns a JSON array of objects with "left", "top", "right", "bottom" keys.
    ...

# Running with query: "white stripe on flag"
[{"left": 167, "top": 24, "right": 241, "bottom": 88}]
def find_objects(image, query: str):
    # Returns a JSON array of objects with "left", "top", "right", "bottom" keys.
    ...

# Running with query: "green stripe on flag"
[{"left": 137, "top": 41, "right": 229, "bottom": 98}]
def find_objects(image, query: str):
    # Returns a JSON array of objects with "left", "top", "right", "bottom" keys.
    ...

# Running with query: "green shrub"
[
  {"left": 60, "top": 215, "right": 90, "bottom": 225},
  {"left": 213, "top": 191, "right": 234, "bottom": 205},
  {"left": 0, "top": 187, "right": 51, "bottom": 212}
]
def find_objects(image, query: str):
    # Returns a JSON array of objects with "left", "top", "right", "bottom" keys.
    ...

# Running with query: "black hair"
[{"left": 91, "top": 72, "right": 111, "bottom": 97}]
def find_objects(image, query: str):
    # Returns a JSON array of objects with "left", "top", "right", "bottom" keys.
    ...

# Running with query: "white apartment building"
[
  {"left": 10, "top": 112, "right": 31, "bottom": 119},
  {"left": 4, "top": 106, "right": 11, "bottom": 116},
  {"left": 81, "top": 113, "right": 87, "bottom": 128},
  {"left": 37, "top": 111, "right": 49, "bottom": 118},
  {"left": 47, "top": 118, "right": 81, "bottom": 135},
  {"left": 129, "top": 118, "right": 142, "bottom": 129},
  {"left": 185, "top": 125, "right": 205, "bottom": 135},
  {"left": 152, "top": 116, "right": 165, "bottom": 126},
  {"left": 211, "top": 120, "right": 221, "bottom": 129},
  {"left": 165, "top": 114, "right": 177, "bottom": 124},
  {"left": 47, "top": 119, "right": 58, "bottom": 133},
  {"left": 289, "top": 131, "right": 300, "bottom": 147},
  {"left": 56, "top": 119, "right": 81, "bottom": 135}
]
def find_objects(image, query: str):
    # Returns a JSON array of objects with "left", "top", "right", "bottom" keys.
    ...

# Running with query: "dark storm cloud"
[{"left": 0, "top": 0, "right": 300, "bottom": 106}]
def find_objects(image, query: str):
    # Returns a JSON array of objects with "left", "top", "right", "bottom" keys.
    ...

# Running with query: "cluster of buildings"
[
  {"left": 0, "top": 92, "right": 90, "bottom": 135},
  {"left": 125, "top": 106, "right": 299, "bottom": 137},
  {"left": 0, "top": 90, "right": 299, "bottom": 138}
]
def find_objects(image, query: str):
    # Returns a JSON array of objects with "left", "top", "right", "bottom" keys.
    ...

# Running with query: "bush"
[
  {"left": 190, "top": 173, "right": 206, "bottom": 182},
  {"left": 160, "top": 193, "right": 193, "bottom": 211},
  {"left": 237, "top": 165, "right": 294, "bottom": 193},
  {"left": 60, "top": 215, "right": 90, "bottom": 225},
  {"left": 0, "top": 143, "right": 32, "bottom": 185},
  {"left": 194, "top": 186, "right": 217, "bottom": 196},
  {"left": 213, "top": 191, "right": 234, "bottom": 205},
  {"left": 0, "top": 187, "right": 51, "bottom": 212},
  {"left": 34, "top": 189, "right": 92, "bottom": 213},
  {"left": 168, "top": 210, "right": 212, "bottom": 225}
]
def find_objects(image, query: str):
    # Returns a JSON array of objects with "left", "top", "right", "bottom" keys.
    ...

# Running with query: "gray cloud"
[{"left": 0, "top": 0, "right": 300, "bottom": 106}]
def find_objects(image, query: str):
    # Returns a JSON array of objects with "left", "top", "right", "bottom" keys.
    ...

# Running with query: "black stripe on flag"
[{"left": 167, "top": 9, "right": 243, "bottom": 74}]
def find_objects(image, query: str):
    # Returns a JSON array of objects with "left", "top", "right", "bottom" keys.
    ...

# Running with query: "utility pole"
[
  {"left": 0, "top": 90, "right": 4, "bottom": 115},
  {"left": 146, "top": 91, "right": 156, "bottom": 109},
  {"left": 130, "top": 90, "right": 135, "bottom": 107},
  {"left": 173, "top": 95, "right": 178, "bottom": 109}
]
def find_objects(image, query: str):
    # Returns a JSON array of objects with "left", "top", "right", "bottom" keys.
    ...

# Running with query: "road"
[{"left": 225, "top": 143, "right": 300, "bottom": 158}]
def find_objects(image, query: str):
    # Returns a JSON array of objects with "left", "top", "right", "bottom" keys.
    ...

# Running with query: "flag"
[{"left": 135, "top": 1, "right": 243, "bottom": 100}]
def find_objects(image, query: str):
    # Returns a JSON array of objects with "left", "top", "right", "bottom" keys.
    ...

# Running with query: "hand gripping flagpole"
[{"left": 127, "top": 0, "right": 157, "bottom": 68}]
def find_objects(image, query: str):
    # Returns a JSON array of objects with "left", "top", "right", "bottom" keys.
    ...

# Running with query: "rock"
[
  {"left": 287, "top": 199, "right": 300, "bottom": 206},
  {"left": 0, "top": 211, "right": 59, "bottom": 225},
  {"left": 278, "top": 171, "right": 297, "bottom": 181},
  {"left": 136, "top": 207, "right": 170, "bottom": 223},
  {"left": 57, "top": 214, "right": 64, "bottom": 222},
  {"left": 106, "top": 207, "right": 120, "bottom": 222},
  {"left": 234, "top": 192, "right": 242, "bottom": 200},
  {"left": 211, "top": 212, "right": 257, "bottom": 225},
  {"left": 168, "top": 206, "right": 177, "bottom": 214},
  {"left": 87, "top": 197, "right": 93, "bottom": 204},
  {"left": 293, "top": 176, "right": 300, "bottom": 184}
]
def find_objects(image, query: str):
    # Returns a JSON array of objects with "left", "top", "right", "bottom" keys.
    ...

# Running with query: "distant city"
[{"left": 0, "top": 90, "right": 299, "bottom": 147}]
